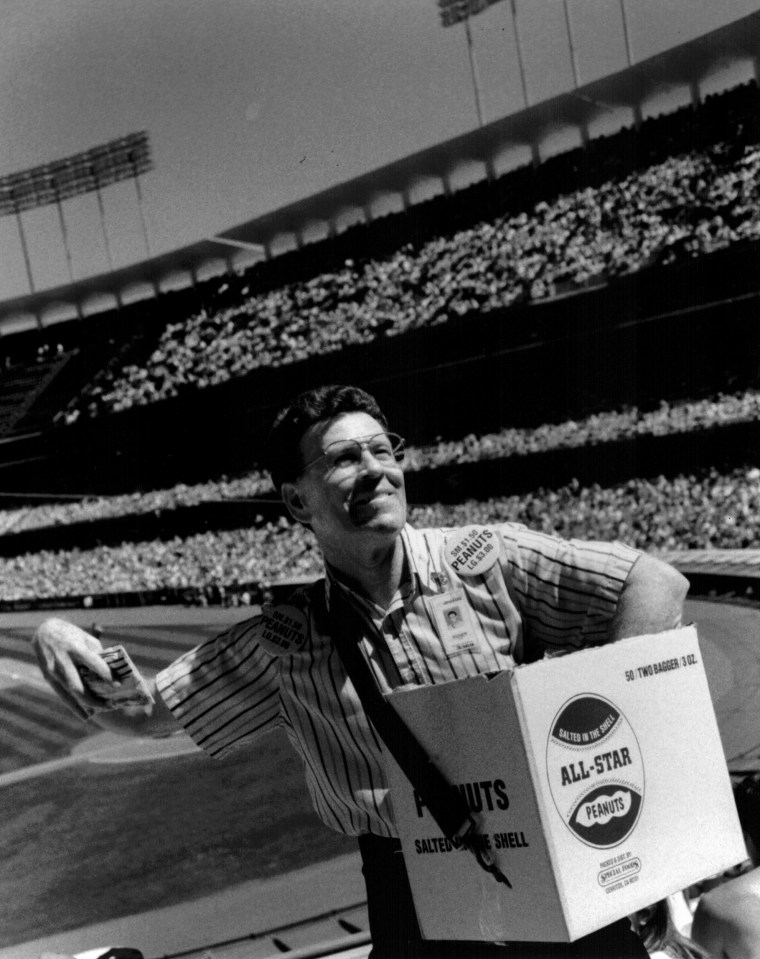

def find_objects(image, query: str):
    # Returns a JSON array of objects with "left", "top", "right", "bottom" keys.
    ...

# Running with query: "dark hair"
[{"left": 264, "top": 384, "right": 389, "bottom": 491}]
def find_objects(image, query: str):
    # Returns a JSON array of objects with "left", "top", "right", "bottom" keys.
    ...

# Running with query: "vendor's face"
[{"left": 283, "top": 412, "right": 407, "bottom": 559}]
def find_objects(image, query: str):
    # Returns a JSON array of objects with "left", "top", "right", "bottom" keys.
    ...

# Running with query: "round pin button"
[
  {"left": 257, "top": 604, "right": 308, "bottom": 655},
  {"left": 444, "top": 527, "right": 500, "bottom": 576}
]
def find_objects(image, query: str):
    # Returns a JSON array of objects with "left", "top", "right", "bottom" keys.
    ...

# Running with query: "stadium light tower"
[
  {"left": 508, "top": 0, "right": 531, "bottom": 110},
  {"left": 437, "top": 0, "right": 508, "bottom": 127},
  {"left": 620, "top": 0, "right": 635, "bottom": 67},
  {"left": 562, "top": 0, "right": 582, "bottom": 89},
  {"left": 0, "top": 132, "right": 153, "bottom": 293}
]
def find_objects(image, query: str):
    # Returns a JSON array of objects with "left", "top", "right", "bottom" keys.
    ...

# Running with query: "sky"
[{"left": 1, "top": 0, "right": 759, "bottom": 305}]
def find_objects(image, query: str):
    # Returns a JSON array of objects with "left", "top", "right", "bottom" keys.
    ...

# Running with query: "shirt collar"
[
  {"left": 323, "top": 524, "right": 420, "bottom": 612},
  {"left": 401, "top": 524, "right": 430, "bottom": 593}
]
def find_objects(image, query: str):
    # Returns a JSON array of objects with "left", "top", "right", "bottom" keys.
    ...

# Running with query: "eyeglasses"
[{"left": 301, "top": 432, "right": 406, "bottom": 475}]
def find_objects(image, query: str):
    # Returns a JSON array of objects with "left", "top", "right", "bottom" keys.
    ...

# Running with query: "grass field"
[
  {"left": 4, "top": 596, "right": 757, "bottom": 950},
  {"left": 0, "top": 728, "right": 353, "bottom": 948}
]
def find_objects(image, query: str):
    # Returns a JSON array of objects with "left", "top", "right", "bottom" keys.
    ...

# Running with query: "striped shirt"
[{"left": 156, "top": 523, "right": 640, "bottom": 838}]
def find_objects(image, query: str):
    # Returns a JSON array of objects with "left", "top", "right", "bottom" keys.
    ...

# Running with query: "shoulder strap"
[{"left": 317, "top": 585, "right": 510, "bottom": 886}]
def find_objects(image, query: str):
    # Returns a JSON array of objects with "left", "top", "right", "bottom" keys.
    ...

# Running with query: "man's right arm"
[{"left": 33, "top": 617, "right": 180, "bottom": 738}]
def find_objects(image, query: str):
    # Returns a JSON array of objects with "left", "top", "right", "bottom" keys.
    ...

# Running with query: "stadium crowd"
[
  {"left": 4, "top": 388, "right": 760, "bottom": 535},
  {"left": 0, "top": 465, "right": 756, "bottom": 603},
  {"left": 406, "top": 388, "right": 760, "bottom": 468},
  {"left": 2, "top": 82, "right": 759, "bottom": 605},
  {"left": 61, "top": 81, "right": 760, "bottom": 420}
]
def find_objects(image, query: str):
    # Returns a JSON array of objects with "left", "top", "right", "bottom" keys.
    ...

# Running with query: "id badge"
[{"left": 428, "top": 591, "right": 478, "bottom": 658}]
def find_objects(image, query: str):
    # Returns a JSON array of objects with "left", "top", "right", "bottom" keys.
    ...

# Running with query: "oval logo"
[
  {"left": 547, "top": 694, "right": 644, "bottom": 849},
  {"left": 569, "top": 785, "right": 643, "bottom": 848}
]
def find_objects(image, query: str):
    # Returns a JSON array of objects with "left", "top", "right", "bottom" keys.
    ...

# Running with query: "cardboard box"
[{"left": 383, "top": 626, "right": 746, "bottom": 942}]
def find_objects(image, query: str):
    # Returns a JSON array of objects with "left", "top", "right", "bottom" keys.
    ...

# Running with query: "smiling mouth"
[
  {"left": 349, "top": 490, "right": 393, "bottom": 513},
  {"left": 352, "top": 492, "right": 387, "bottom": 508}
]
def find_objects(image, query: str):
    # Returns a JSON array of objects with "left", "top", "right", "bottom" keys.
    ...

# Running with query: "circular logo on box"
[{"left": 546, "top": 694, "right": 644, "bottom": 848}]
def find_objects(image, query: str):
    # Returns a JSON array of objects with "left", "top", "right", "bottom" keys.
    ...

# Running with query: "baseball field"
[{"left": 0, "top": 607, "right": 353, "bottom": 948}]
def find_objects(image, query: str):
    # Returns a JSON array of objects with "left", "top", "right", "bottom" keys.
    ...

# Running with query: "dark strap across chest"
[{"left": 313, "top": 584, "right": 510, "bottom": 886}]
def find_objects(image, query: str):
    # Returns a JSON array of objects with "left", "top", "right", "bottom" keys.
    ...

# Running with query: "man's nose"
[{"left": 357, "top": 447, "right": 385, "bottom": 475}]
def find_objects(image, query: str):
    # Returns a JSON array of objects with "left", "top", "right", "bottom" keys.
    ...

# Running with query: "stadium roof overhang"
[
  {"left": 0, "top": 237, "right": 259, "bottom": 330},
  {"left": 3, "top": 9, "right": 759, "bottom": 330}
]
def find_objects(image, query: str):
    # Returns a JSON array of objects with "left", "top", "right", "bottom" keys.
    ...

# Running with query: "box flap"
[{"left": 386, "top": 671, "right": 570, "bottom": 941}]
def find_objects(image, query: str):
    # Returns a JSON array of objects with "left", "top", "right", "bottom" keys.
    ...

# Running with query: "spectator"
[
  {"left": 4, "top": 388, "right": 760, "bottom": 535},
  {"left": 631, "top": 898, "right": 710, "bottom": 959},
  {"left": 0, "top": 465, "right": 759, "bottom": 603},
  {"left": 61, "top": 81, "right": 760, "bottom": 420},
  {"left": 691, "top": 869, "right": 760, "bottom": 957}
]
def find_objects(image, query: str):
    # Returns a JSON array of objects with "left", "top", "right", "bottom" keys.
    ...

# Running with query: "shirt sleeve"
[
  {"left": 498, "top": 523, "right": 641, "bottom": 651},
  {"left": 155, "top": 613, "right": 282, "bottom": 758}
]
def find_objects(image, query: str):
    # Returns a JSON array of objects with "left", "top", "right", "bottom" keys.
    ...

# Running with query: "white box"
[{"left": 383, "top": 626, "right": 746, "bottom": 942}]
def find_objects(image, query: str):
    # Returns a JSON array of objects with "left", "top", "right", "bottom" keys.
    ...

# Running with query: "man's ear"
[{"left": 282, "top": 482, "right": 311, "bottom": 524}]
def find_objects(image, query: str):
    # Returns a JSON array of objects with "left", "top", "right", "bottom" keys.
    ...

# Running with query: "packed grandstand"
[{"left": 1, "top": 79, "right": 760, "bottom": 606}]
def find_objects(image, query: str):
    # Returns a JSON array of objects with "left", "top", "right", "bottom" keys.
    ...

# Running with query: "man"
[
  {"left": 35, "top": 384, "right": 688, "bottom": 958},
  {"left": 691, "top": 774, "right": 760, "bottom": 959}
]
